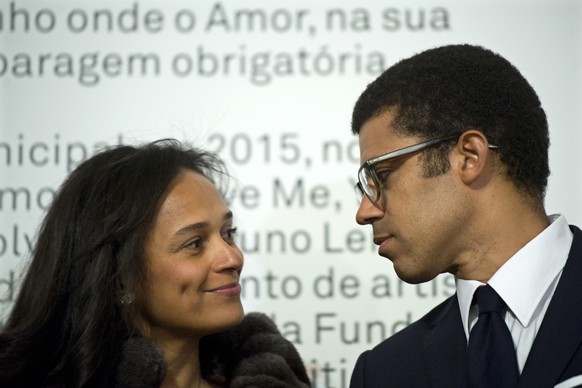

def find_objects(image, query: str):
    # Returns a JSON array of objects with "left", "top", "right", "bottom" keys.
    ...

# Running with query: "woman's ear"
[{"left": 452, "top": 130, "right": 495, "bottom": 186}]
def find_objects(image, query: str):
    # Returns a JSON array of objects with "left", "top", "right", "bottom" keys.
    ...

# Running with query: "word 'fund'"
[{"left": 268, "top": 312, "right": 414, "bottom": 346}]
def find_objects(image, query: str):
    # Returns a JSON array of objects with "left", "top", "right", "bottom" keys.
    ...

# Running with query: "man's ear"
[{"left": 451, "top": 130, "right": 495, "bottom": 186}]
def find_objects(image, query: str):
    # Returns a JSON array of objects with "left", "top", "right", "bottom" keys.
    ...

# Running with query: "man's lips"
[
  {"left": 374, "top": 235, "right": 394, "bottom": 255},
  {"left": 374, "top": 235, "right": 393, "bottom": 246}
]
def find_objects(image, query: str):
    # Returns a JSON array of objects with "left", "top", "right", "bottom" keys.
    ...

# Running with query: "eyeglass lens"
[{"left": 359, "top": 167, "right": 379, "bottom": 203}]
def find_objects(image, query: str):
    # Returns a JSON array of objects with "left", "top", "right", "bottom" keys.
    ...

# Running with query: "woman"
[{"left": 0, "top": 139, "right": 310, "bottom": 388}]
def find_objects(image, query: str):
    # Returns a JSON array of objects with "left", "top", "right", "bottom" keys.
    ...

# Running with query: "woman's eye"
[
  {"left": 223, "top": 227, "right": 238, "bottom": 242},
  {"left": 185, "top": 238, "right": 203, "bottom": 250}
]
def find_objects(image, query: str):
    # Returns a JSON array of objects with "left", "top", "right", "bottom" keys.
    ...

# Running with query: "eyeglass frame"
[{"left": 355, "top": 134, "right": 498, "bottom": 209}]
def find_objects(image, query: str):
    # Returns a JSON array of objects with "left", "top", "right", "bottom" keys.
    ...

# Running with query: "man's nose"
[{"left": 356, "top": 194, "right": 384, "bottom": 225}]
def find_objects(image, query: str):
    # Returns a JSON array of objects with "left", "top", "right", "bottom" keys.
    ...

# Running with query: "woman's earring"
[{"left": 120, "top": 294, "right": 133, "bottom": 305}]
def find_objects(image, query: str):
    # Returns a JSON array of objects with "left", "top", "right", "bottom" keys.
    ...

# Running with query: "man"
[{"left": 350, "top": 44, "right": 582, "bottom": 387}]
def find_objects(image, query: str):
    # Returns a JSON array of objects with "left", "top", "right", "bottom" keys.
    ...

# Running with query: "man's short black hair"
[{"left": 352, "top": 44, "right": 550, "bottom": 200}]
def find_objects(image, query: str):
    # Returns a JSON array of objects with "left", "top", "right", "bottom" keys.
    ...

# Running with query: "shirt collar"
[{"left": 456, "top": 214, "right": 573, "bottom": 338}]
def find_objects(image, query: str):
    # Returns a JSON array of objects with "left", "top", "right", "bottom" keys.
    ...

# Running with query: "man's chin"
[{"left": 393, "top": 264, "right": 438, "bottom": 285}]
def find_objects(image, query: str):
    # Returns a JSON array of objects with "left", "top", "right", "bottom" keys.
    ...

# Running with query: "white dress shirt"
[{"left": 456, "top": 214, "right": 573, "bottom": 373}]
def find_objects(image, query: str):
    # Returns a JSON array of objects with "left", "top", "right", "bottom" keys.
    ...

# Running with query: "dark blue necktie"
[{"left": 468, "top": 284, "right": 519, "bottom": 388}]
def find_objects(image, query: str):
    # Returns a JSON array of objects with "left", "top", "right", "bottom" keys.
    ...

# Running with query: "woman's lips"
[{"left": 210, "top": 282, "right": 241, "bottom": 296}]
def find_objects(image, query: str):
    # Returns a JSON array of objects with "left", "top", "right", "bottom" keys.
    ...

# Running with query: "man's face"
[{"left": 356, "top": 111, "right": 472, "bottom": 283}]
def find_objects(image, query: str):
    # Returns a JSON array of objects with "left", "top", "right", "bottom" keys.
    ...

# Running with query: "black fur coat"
[{"left": 116, "top": 312, "right": 311, "bottom": 387}]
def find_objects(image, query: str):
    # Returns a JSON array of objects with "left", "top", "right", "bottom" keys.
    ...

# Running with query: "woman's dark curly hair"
[{"left": 0, "top": 139, "right": 228, "bottom": 387}]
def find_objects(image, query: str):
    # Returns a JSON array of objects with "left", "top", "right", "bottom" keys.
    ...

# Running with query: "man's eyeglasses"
[{"left": 355, "top": 135, "right": 498, "bottom": 209}]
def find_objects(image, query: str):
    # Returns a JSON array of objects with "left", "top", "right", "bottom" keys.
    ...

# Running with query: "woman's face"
[{"left": 140, "top": 169, "right": 244, "bottom": 341}]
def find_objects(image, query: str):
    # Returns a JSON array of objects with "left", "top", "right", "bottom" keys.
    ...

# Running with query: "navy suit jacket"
[{"left": 350, "top": 225, "right": 582, "bottom": 388}]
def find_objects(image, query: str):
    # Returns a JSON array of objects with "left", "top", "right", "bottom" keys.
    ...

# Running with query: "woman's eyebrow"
[{"left": 174, "top": 211, "right": 233, "bottom": 236}]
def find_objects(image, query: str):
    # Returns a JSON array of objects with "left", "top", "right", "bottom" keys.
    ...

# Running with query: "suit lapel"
[
  {"left": 424, "top": 295, "right": 469, "bottom": 388},
  {"left": 519, "top": 226, "right": 582, "bottom": 387}
]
